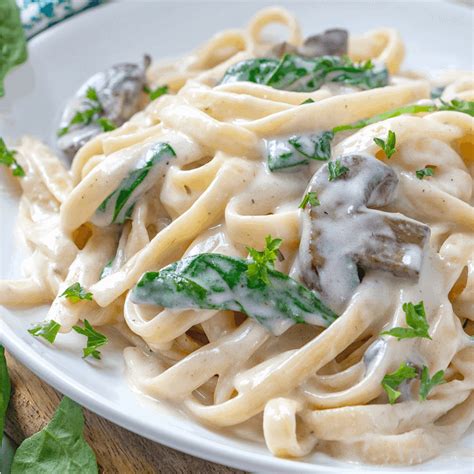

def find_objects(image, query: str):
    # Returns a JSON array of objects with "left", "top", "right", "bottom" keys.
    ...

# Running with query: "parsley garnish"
[
  {"left": 60, "top": 283, "right": 93, "bottom": 303},
  {"left": 144, "top": 84, "right": 168, "bottom": 101},
  {"left": 299, "top": 192, "right": 320, "bottom": 209},
  {"left": 57, "top": 86, "right": 116, "bottom": 136},
  {"left": 373, "top": 130, "right": 396, "bottom": 159},
  {"left": 419, "top": 366, "right": 445, "bottom": 401},
  {"left": 332, "top": 100, "right": 474, "bottom": 134},
  {"left": 96, "top": 117, "right": 116, "bottom": 132},
  {"left": 381, "top": 362, "right": 417, "bottom": 404},
  {"left": 440, "top": 99, "right": 474, "bottom": 115},
  {"left": 415, "top": 166, "right": 436, "bottom": 180},
  {"left": 300, "top": 98, "right": 315, "bottom": 105},
  {"left": 328, "top": 159, "right": 349, "bottom": 181},
  {"left": 246, "top": 235, "right": 283, "bottom": 285},
  {"left": 381, "top": 301, "right": 431, "bottom": 340},
  {"left": 72, "top": 320, "right": 108, "bottom": 360},
  {"left": 0, "top": 138, "right": 25, "bottom": 177},
  {"left": 28, "top": 320, "right": 61, "bottom": 344}
]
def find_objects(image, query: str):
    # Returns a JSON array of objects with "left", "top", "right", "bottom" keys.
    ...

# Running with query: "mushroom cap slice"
[
  {"left": 299, "top": 154, "right": 430, "bottom": 312},
  {"left": 270, "top": 29, "right": 348, "bottom": 58},
  {"left": 57, "top": 56, "right": 150, "bottom": 160}
]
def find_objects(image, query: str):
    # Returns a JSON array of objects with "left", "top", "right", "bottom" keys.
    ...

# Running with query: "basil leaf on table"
[
  {"left": 11, "top": 397, "right": 98, "bottom": 474},
  {"left": 131, "top": 253, "right": 338, "bottom": 335},
  {"left": 95, "top": 142, "right": 176, "bottom": 225},
  {"left": 221, "top": 54, "right": 388, "bottom": 92},
  {"left": 0, "top": 0, "right": 27, "bottom": 97},
  {"left": 0, "top": 346, "right": 11, "bottom": 442},
  {"left": 266, "top": 131, "right": 333, "bottom": 171}
]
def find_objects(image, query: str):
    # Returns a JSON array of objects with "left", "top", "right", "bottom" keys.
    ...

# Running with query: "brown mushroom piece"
[
  {"left": 299, "top": 154, "right": 430, "bottom": 312},
  {"left": 57, "top": 55, "right": 151, "bottom": 160},
  {"left": 270, "top": 29, "right": 348, "bottom": 58}
]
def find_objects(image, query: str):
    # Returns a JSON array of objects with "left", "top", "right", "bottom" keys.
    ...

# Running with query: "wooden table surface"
[{"left": 4, "top": 352, "right": 245, "bottom": 474}]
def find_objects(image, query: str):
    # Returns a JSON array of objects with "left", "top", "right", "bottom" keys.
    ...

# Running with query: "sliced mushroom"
[
  {"left": 57, "top": 55, "right": 151, "bottom": 160},
  {"left": 299, "top": 154, "right": 430, "bottom": 312},
  {"left": 270, "top": 29, "right": 348, "bottom": 58}
]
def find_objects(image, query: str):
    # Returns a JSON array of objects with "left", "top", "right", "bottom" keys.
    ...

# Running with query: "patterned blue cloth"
[{"left": 18, "top": 0, "right": 104, "bottom": 38}]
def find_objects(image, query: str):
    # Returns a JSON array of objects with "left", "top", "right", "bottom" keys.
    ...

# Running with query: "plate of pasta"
[{"left": 0, "top": 1, "right": 473, "bottom": 472}]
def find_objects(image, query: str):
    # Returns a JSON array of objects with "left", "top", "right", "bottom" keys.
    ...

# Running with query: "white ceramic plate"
[{"left": 1, "top": 1, "right": 473, "bottom": 472}]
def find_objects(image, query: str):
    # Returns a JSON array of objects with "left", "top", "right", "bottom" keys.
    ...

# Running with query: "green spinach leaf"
[
  {"left": 131, "top": 253, "right": 338, "bottom": 335},
  {"left": 0, "top": 346, "right": 11, "bottom": 443},
  {"left": 333, "top": 100, "right": 474, "bottom": 133},
  {"left": 96, "top": 142, "right": 176, "bottom": 225},
  {"left": 11, "top": 397, "right": 98, "bottom": 474},
  {"left": 266, "top": 131, "right": 333, "bottom": 171},
  {"left": 0, "top": 0, "right": 27, "bottom": 97},
  {"left": 221, "top": 54, "right": 388, "bottom": 92}
]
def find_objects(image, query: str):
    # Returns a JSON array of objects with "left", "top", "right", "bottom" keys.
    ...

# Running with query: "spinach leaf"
[
  {"left": 96, "top": 142, "right": 176, "bottom": 225},
  {"left": 333, "top": 100, "right": 474, "bottom": 133},
  {"left": 266, "top": 131, "right": 333, "bottom": 171},
  {"left": 0, "top": 346, "right": 11, "bottom": 443},
  {"left": 11, "top": 397, "right": 98, "bottom": 474},
  {"left": 0, "top": 0, "right": 27, "bottom": 97},
  {"left": 221, "top": 54, "right": 388, "bottom": 92},
  {"left": 131, "top": 253, "right": 338, "bottom": 335},
  {"left": 220, "top": 58, "right": 280, "bottom": 85}
]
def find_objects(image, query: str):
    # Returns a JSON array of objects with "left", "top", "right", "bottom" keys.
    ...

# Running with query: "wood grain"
[{"left": 4, "top": 352, "right": 245, "bottom": 474}]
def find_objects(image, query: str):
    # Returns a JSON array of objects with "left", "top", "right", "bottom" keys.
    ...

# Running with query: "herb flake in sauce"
[
  {"left": 72, "top": 320, "right": 108, "bottom": 360},
  {"left": 0, "top": 139, "right": 25, "bottom": 177},
  {"left": 28, "top": 320, "right": 61, "bottom": 344},
  {"left": 419, "top": 366, "right": 445, "bottom": 401},
  {"left": 381, "top": 362, "right": 417, "bottom": 404},
  {"left": 373, "top": 130, "right": 397, "bottom": 159},
  {"left": 61, "top": 283, "right": 93, "bottom": 303},
  {"left": 415, "top": 166, "right": 436, "bottom": 180},
  {"left": 381, "top": 301, "right": 431, "bottom": 340}
]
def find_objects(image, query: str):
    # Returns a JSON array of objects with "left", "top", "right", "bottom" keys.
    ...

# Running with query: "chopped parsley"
[
  {"left": 144, "top": 84, "right": 168, "bottom": 101},
  {"left": 72, "top": 320, "right": 108, "bottom": 360},
  {"left": 60, "top": 283, "right": 93, "bottom": 303},
  {"left": 419, "top": 366, "right": 445, "bottom": 401},
  {"left": 416, "top": 166, "right": 436, "bottom": 180},
  {"left": 96, "top": 117, "right": 116, "bottom": 132},
  {"left": 381, "top": 301, "right": 431, "bottom": 340},
  {"left": 246, "top": 235, "right": 283, "bottom": 285},
  {"left": 373, "top": 130, "right": 396, "bottom": 159},
  {"left": 299, "top": 192, "right": 320, "bottom": 209},
  {"left": 28, "top": 320, "right": 61, "bottom": 344},
  {"left": 300, "top": 98, "right": 315, "bottom": 105},
  {"left": 57, "top": 86, "right": 116, "bottom": 136},
  {"left": 381, "top": 362, "right": 417, "bottom": 404},
  {"left": 328, "top": 159, "right": 349, "bottom": 181},
  {"left": 0, "top": 138, "right": 25, "bottom": 177}
]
